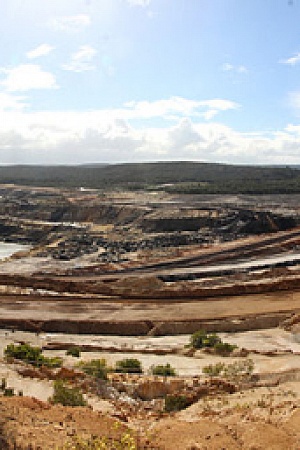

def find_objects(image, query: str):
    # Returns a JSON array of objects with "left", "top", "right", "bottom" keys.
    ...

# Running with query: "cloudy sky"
[{"left": 1, "top": 0, "right": 300, "bottom": 165}]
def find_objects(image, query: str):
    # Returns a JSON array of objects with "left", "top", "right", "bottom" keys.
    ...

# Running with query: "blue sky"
[{"left": 1, "top": 0, "right": 300, "bottom": 165}]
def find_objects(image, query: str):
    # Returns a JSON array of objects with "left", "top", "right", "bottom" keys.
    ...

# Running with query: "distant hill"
[{"left": 0, "top": 162, "right": 300, "bottom": 194}]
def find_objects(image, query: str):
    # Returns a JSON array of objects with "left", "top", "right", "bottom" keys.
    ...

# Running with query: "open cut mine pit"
[
  {"left": 1, "top": 180, "right": 300, "bottom": 449},
  {"left": 0, "top": 185, "right": 299, "bottom": 335}
]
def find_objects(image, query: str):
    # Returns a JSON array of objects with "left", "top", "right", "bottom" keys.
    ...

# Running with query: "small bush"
[
  {"left": 66, "top": 346, "right": 81, "bottom": 358},
  {"left": 214, "top": 342, "right": 237, "bottom": 356},
  {"left": 202, "top": 362, "right": 225, "bottom": 377},
  {"left": 5, "top": 343, "right": 42, "bottom": 363},
  {"left": 4, "top": 343, "right": 62, "bottom": 368},
  {"left": 115, "top": 358, "right": 142, "bottom": 374},
  {"left": 164, "top": 394, "right": 190, "bottom": 412},
  {"left": 222, "top": 359, "right": 254, "bottom": 381},
  {"left": 3, "top": 388, "right": 14, "bottom": 397},
  {"left": 78, "top": 359, "right": 108, "bottom": 380},
  {"left": 43, "top": 356, "right": 64, "bottom": 368},
  {"left": 202, "top": 359, "right": 254, "bottom": 383},
  {"left": 49, "top": 380, "right": 86, "bottom": 407},
  {"left": 190, "top": 330, "right": 221, "bottom": 349},
  {"left": 60, "top": 432, "right": 138, "bottom": 449},
  {"left": 190, "top": 330, "right": 237, "bottom": 356},
  {"left": 150, "top": 363, "right": 176, "bottom": 376}
]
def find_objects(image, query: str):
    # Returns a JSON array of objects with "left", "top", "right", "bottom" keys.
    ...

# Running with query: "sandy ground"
[
  {"left": 0, "top": 361, "right": 53, "bottom": 400},
  {"left": 0, "top": 290, "right": 300, "bottom": 322}
]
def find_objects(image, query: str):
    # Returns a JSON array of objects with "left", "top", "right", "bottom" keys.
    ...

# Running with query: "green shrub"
[
  {"left": 214, "top": 342, "right": 237, "bottom": 356},
  {"left": 3, "top": 388, "right": 14, "bottom": 397},
  {"left": 190, "top": 330, "right": 221, "bottom": 349},
  {"left": 5, "top": 343, "right": 42, "bottom": 363},
  {"left": 49, "top": 380, "right": 86, "bottom": 407},
  {"left": 190, "top": 331, "right": 237, "bottom": 356},
  {"left": 202, "top": 362, "right": 225, "bottom": 377},
  {"left": 66, "top": 346, "right": 81, "bottom": 358},
  {"left": 115, "top": 358, "right": 142, "bottom": 374},
  {"left": 60, "top": 432, "right": 138, "bottom": 449},
  {"left": 78, "top": 359, "right": 108, "bottom": 380},
  {"left": 164, "top": 394, "right": 190, "bottom": 412},
  {"left": 150, "top": 363, "right": 176, "bottom": 376},
  {"left": 43, "top": 356, "right": 64, "bottom": 368},
  {"left": 4, "top": 343, "right": 62, "bottom": 368},
  {"left": 222, "top": 359, "right": 254, "bottom": 381},
  {"left": 202, "top": 359, "right": 254, "bottom": 383}
]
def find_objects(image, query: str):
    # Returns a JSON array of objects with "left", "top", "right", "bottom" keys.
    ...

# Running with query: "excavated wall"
[{"left": 0, "top": 312, "right": 291, "bottom": 336}]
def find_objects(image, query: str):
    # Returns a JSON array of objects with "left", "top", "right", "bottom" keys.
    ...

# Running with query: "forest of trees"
[{"left": 0, "top": 161, "right": 300, "bottom": 194}]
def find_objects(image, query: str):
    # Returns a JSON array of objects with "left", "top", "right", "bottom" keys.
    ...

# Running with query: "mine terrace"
[{"left": 0, "top": 184, "right": 299, "bottom": 335}]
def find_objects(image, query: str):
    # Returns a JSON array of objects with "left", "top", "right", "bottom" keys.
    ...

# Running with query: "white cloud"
[
  {"left": 124, "top": 96, "right": 239, "bottom": 121},
  {"left": 26, "top": 44, "right": 55, "bottom": 60},
  {"left": 49, "top": 14, "right": 91, "bottom": 33},
  {"left": 167, "top": 118, "right": 204, "bottom": 152},
  {"left": 202, "top": 109, "right": 218, "bottom": 121},
  {"left": 281, "top": 53, "right": 300, "bottom": 65},
  {"left": 0, "top": 64, "right": 58, "bottom": 92},
  {"left": 127, "top": 0, "right": 151, "bottom": 6},
  {"left": 199, "top": 99, "right": 240, "bottom": 112},
  {"left": 222, "top": 63, "right": 248, "bottom": 74},
  {"left": 0, "top": 93, "right": 28, "bottom": 111},
  {"left": 62, "top": 45, "right": 97, "bottom": 72},
  {"left": 124, "top": 97, "right": 201, "bottom": 118},
  {"left": 0, "top": 96, "right": 298, "bottom": 165}
]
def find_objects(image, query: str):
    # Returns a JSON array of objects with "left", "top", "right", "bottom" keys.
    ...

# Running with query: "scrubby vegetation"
[
  {"left": 190, "top": 330, "right": 221, "bottom": 349},
  {"left": 164, "top": 394, "right": 191, "bottom": 412},
  {"left": 0, "top": 378, "right": 15, "bottom": 397},
  {"left": 190, "top": 330, "right": 237, "bottom": 355},
  {"left": 4, "top": 343, "right": 62, "bottom": 368},
  {"left": 202, "top": 362, "right": 226, "bottom": 378},
  {"left": 213, "top": 341, "right": 237, "bottom": 356},
  {"left": 66, "top": 346, "right": 81, "bottom": 358},
  {"left": 150, "top": 363, "right": 176, "bottom": 376},
  {"left": 60, "top": 432, "right": 138, "bottom": 450},
  {"left": 115, "top": 358, "right": 143, "bottom": 374},
  {"left": 77, "top": 359, "right": 108, "bottom": 380},
  {"left": 202, "top": 359, "right": 255, "bottom": 383},
  {"left": 49, "top": 380, "right": 86, "bottom": 407}
]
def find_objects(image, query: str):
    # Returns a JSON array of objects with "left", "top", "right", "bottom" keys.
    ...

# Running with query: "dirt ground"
[
  {"left": 1, "top": 389, "right": 300, "bottom": 449},
  {"left": 0, "top": 290, "right": 299, "bottom": 322}
]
